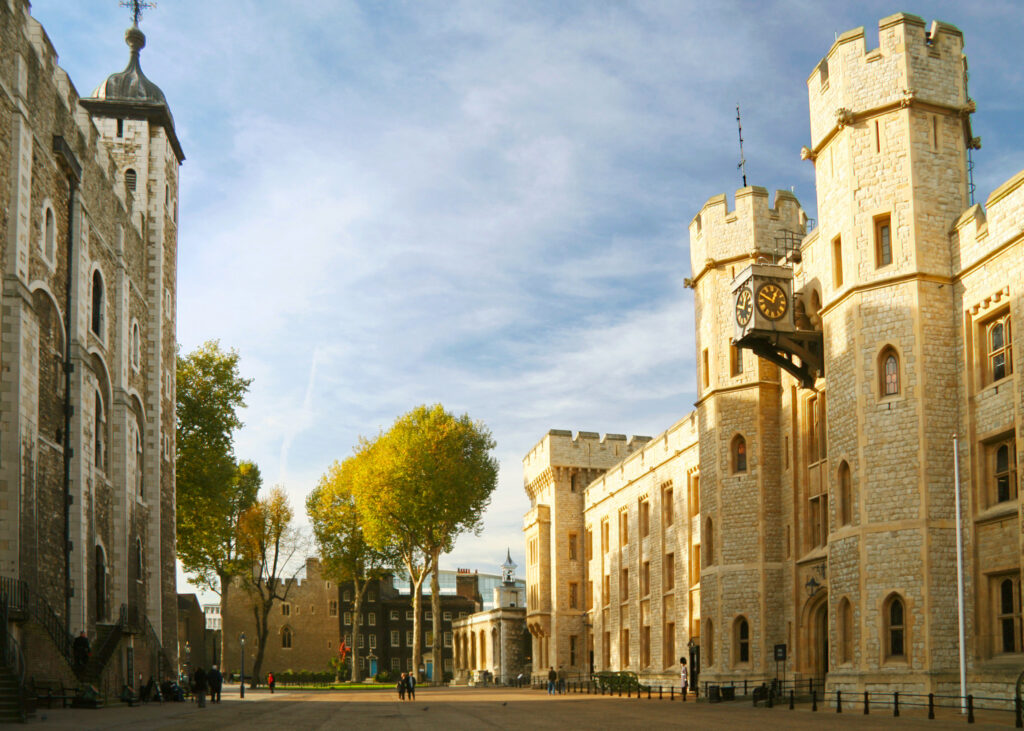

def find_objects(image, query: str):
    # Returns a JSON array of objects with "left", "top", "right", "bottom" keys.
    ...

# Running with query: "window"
[
  {"left": 344, "top": 590, "right": 352, "bottom": 601},
  {"left": 282, "top": 603, "right": 291, "bottom": 616},
  {"left": 619, "top": 511, "right": 629, "bottom": 547},
  {"left": 689, "top": 546, "right": 699, "bottom": 585},
  {"left": 990, "top": 438, "right": 1017, "bottom": 505},
  {"left": 839, "top": 598, "right": 853, "bottom": 664},
  {"left": 734, "top": 617, "right": 750, "bottom": 664},
  {"left": 425, "top": 611, "right": 432, "bottom": 621},
  {"left": 443, "top": 611, "right": 452, "bottom": 621},
  {"left": 838, "top": 461, "right": 852, "bottom": 526},
  {"left": 620, "top": 568, "right": 629, "bottom": 600},
  {"left": 689, "top": 475, "right": 700, "bottom": 517},
  {"left": 358, "top": 634, "right": 364, "bottom": 648},
  {"left": 621, "top": 628, "right": 630, "bottom": 667},
  {"left": 585, "top": 528, "right": 593, "bottom": 560},
  {"left": 444, "top": 631, "right": 452, "bottom": 647},
  {"left": 94, "top": 390, "right": 106, "bottom": 470},
  {"left": 809, "top": 493, "right": 828, "bottom": 549},
  {"left": 568, "top": 532, "right": 578, "bottom": 561},
  {"left": 368, "top": 591, "right": 376, "bottom": 602},
  {"left": 729, "top": 345, "right": 743, "bottom": 376},
  {"left": 602, "top": 574, "right": 610, "bottom": 606},
  {"left": 878, "top": 347, "right": 899, "bottom": 397},
  {"left": 329, "top": 600, "right": 338, "bottom": 617},
  {"left": 641, "top": 561, "right": 650, "bottom": 596},
  {"left": 369, "top": 635, "right": 377, "bottom": 649},
  {"left": 43, "top": 205, "right": 56, "bottom": 263},
  {"left": 281, "top": 626, "right": 292, "bottom": 648},
  {"left": 91, "top": 269, "right": 105, "bottom": 338},
  {"left": 587, "top": 581, "right": 593, "bottom": 610},
  {"left": 391, "top": 630, "right": 400, "bottom": 647},
  {"left": 133, "top": 419, "right": 143, "bottom": 496},
  {"left": 344, "top": 612, "right": 352, "bottom": 626},
  {"left": 390, "top": 609, "right": 399, "bottom": 621},
  {"left": 995, "top": 576, "right": 1022, "bottom": 654},
  {"left": 130, "top": 321, "right": 142, "bottom": 371},
  {"left": 569, "top": 582, "right": 578, "bottom": 609},
  {"left": 732, "top": 435, "right": 747, "bottom": 473},
  {"left": 125, "top": 168, "right": 137, "bottom": 192},
  {"left": 458, "top": 612, "right": 467, "bottom": 619},
  {"left": 985, "top": 312, "right": 1012, "bottom": 383},
  {"left": 641, "top": 625, "right": 651, "bottom": 668},
  {"left": 832, "top": 235, "right": 843, "bottom": 287},
  {"left": 391, "top": 657, "right": 401, "bottom": 670},
  {"left": 704, "top": 518, "right": 714, "bottom": 566},
  {"left": 639, "top": 499, "right": 650, "bottom": 537},
  {"left": 406, "top": 610, "right": 414, "bottom": 621},
  {"left": 603, "top": 631, "right": 611, "bottom": 668},
  {"left": 570, "top": 472, "right": 578, "bottom": 492},
  {"left": 702, "top": 348, "right": 710, "bottom": 389},
  {"left": 662, "top": 484, "right": 674, "bottom": 527},
  {"left": 705, "top": 619, "right": 714, "bottom": 667},
  {"left": 406, "top": 631, "right": 413, "bottom": 646},
  {"left": 134, "top": 539, "right": 143, "bottom": 582},
  {"left": 368, "top": 612, "right": 376, "bottom": 626},
  {"left": 601, "top": 520, "right": 610, "bottom": 554},
  {"left": 570, "top": 635, "right": 578, "bottom": 666},
  {"left": 884, "top": 595, "right": 906, "bottom": 659},
  {"left": 875, "top": 214, "right": 892, "bottom": 268},
  {"left": 665, "top": 622, "right": 675, "bottom": 669}
]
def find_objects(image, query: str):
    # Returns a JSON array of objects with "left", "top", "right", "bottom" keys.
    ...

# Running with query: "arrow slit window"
[{"left": 874, "top": 214, "right": 892, "bottom": 268}]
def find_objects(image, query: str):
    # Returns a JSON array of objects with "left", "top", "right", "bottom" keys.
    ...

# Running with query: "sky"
[{"left": 29, "top": 1, "right": 1024, "bottom": 602}]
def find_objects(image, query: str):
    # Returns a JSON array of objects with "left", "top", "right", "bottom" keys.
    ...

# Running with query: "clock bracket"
[{"left": 734, "top": 328, "right": 824, "bottom": 389}]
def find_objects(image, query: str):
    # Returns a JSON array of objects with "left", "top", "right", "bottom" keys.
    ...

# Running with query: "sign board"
[{"left": 774, "top": 643, "right": 787, "bottom": 661}]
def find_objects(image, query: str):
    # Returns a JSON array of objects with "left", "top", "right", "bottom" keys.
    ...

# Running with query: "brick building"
[
  {"left": 0, "top": 0, "right": 182, "bottom": 706},
  {"left": 527, "top": 13, "right": 1024, "bottom": 699}
]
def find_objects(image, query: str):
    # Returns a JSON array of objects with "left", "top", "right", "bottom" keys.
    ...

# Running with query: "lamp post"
[{"left": 240, "top": 633, "right": 246, "bottom": 699}]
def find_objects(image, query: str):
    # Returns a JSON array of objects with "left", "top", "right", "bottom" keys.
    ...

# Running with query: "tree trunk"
[
  {"left": 351, "top": 577, "right": 363, "bottom": 683},
  {"left": 411, "top": 576, "right": 423, "bottom": 683},
  {"left": 218, "top": 571, "right": 230, "bottom": 673},
  {"left": 250, "top": 599, "right": 272, "bottom": 688},
  {"left": 430, "top": 549, "right": 442, "bottom": 685}
]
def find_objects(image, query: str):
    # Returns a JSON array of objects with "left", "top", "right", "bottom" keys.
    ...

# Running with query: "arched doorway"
[{"left": 811, "top": 597, "right": 828, "bottom": 683}]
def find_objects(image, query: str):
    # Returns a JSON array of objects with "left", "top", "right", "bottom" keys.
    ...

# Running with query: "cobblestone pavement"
[{"left": 4, "top": 686, "right": 1016, "bottom": 730}]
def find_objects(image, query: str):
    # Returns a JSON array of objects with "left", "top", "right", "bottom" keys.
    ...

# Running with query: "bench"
[{"left": 31, "top": 678, "right": 76, "bottom": 708}]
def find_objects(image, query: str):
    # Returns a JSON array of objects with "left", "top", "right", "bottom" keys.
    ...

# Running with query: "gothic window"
[
  {"left": 125, "top": 168, "right": 137, "bottom": 192},
  {"left": 883, "top": 594, "right": 906, "bottom": 660},
  {"left": 734, "top": 617, "right": 750, "bottom": 665},
  {"left": 838, "top": 597, "right": 853, "bottom": 664},
  {"left": 94, "top": 390, "right": 106, "bottom": 470},
  {"left": 732, "top": 435, "right": 747, "bottom": 473},
  {"left": 879, "top": 347, "right": 900, "bottom": 397},
  {"left": 281, "top": 626, "right": 292, "bottom": 649},
  {"left": 989, "top": 437, "right": 1017, "bottom": 506},
  {"left": 985, "top": 312, "right": 1012, "bottom": 383},
  {"left": 875, "top": 214, "right": 892, "bottom": 268},
  {"left": 832, "top": 235, "right": 843, "bottom": 288},
  {"left": 995, "top": 576, "right": 1022, "bottom": 654},
  {"left": 729, "top": 344, "right": 743, "bottom": 377},
  {"left": 91, "top": 269, "right": 105, "bottom": 338},
  {"left": 43, "top": 205, "right": 56, "bottom": 263},
  {"left": 838, "top": 461, "right": 852, "bottom": 526},
  {"left": 134, "top": 418, "right": 144, "bottom": 496},
  {"left": 131, "top": 321, "right": 142, "bottom": 370}
]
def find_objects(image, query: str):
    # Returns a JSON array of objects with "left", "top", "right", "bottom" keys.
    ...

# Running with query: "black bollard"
[
  {"left": 894, "top": 691, "right": 899, "bottom": 718},
  {"left": 837, "top": 689, "right": 842, "bottom": 713},
  {"left": 864, "top": 690, "right": 869, "bottom": 715},
  {"left": 967, "top": 694, "right": 974, "bottom": 724},
  {"left": 812, "top": 689, "right": 817, "bottom": 712},
  {"left": 744, "top": 680, "right": 748, "bottom": 696},
  {"left": 647, "top": 686, "right": 651, "bottom": 699},
  {"left": 928, "top": 693, "right": 935, "bottom": 720},
  {"left": 670, "top": 686, "right": 674, "bottom": 701},
  {"left": 789, "top": 689, "right": 795, "bottom": 710},
  {"left": 659, "top": 685, "right": 663, "bottom": 700}
]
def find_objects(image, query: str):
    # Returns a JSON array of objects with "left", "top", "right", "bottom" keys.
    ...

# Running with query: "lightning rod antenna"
[{"left": 736, "top": 103, "right": 748, "bottom": 187}]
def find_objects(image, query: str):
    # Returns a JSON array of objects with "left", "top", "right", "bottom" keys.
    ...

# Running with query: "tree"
[
  {"left": 236, "top": 486, "right": 306, "bottom": 686},
  {"left": 176, "top": 341, "right": 255, "bottom": 666},
  {"left": 306, "top": 455, "right": 397, "bottom": 682},
  {"left": 354, "top": 404, "right": 498, "bottom": 684}
]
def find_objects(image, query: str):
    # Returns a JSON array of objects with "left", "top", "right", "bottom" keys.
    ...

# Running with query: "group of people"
[
  {"left": 189, "top": 665, "right": 224, "bottom": 707},
  {"left": 395, "top": 672, "right": 417, "bottom": 700},
  {"left": 546, "top": 666, "right": 568, "bottom": 694}
]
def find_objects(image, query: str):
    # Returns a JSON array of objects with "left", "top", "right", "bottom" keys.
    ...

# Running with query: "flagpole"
[{"left": 953, "top": 434, "right": 967, "bottom": 713}]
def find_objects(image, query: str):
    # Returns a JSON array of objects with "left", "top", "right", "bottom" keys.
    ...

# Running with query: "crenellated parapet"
[
  {"left": 806, "top": 14, "right": 970, "bottom": 154},
  {"left": 951, "top": 169, "right": 1024, "bottom": 273},
  {"left": 522, "top": 429, "right": 651, "bottom": 501},
  {"left": 688, "top": 187, "right": 805, "bottom": 285}
]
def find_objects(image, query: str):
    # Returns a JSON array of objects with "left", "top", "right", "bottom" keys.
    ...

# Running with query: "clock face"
[
  {"left": 756, "top": 282, "right": 788, "bottom": 321},
  {"left": 735, "top": 288, "right": 753, "bottom": 327}
]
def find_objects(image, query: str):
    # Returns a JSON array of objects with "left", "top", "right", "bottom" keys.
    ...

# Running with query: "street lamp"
[{"left": 240, "top": 633, "right": 246, "bottom": 699}]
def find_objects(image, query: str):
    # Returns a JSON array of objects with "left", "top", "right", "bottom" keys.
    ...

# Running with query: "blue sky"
[{"left": 30, "top": 2, "right": 1024, "bottom": 598}]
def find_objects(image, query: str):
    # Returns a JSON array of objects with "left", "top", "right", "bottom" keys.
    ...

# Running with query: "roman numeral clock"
[{"left": 731, "top": 263, "right": 823, "bottom": 388}]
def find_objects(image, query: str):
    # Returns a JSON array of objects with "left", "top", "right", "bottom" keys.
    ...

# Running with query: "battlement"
[
  {"left": 689, "top": 187, "right": 805, "bottom": 277},
  {"left": 522, "top": 429, "right": 651, "bottom": 490},
  {"left": 807, "top": 14, "right": 967, "bottom": 150},
  {"left": 951, "top": 168, "right": 1024, "bottom": 273}
]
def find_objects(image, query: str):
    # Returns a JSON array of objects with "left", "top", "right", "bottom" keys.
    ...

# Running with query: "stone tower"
[
  {"left": 523, "top": 430, "right": 649, "bottom": 674},
  {"left": 688, "top": 188, "right": 805, "bottom": 682}
]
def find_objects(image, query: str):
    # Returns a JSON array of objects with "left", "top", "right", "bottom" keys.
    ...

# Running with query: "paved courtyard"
[{"left": 5, "top": 686, "right": 1017, "bottom": 730}]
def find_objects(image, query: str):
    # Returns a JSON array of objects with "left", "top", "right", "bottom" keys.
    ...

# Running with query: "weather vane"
[{"left": 120, "top": 0, "right": 156, "bottom": 26}]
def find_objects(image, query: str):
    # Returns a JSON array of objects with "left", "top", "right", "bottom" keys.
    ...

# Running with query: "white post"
[{"left": 953, "top": 434, "right": 967, "bottom": 713}]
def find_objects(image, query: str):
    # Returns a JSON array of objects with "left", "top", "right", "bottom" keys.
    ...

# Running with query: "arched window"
[
  {"left": 94, "top": 390, "right": 106, "bottom": 470},
  {"left": 838, "top": 461, "right": 852, "bottom": 526},
  {"left": 838, "top": 598, "right": 853, "bottom": 664},
  {"left": 125, "top": 168, "right": 137, "bottom": 192},
  {"left": 879, "top": 347, "right": 899, "bottom": 397},
  {"left": 705, "top": 619, "right": 714, "bottom": 667},
  {"left": 732, "top": 435, "right": 747, "bottom": 473},
  {"left": 91, "top": 269, "right": 105, "bottom": 338},
  {"left": 704, "top": 517, "right": 714, "bottom": 566},
  {"left": 281, "top": 626, "right": 292, "bottom": 648},
  {"left": 43, "top": 206, "right": 56, "bottom": 262},
  {"left": 95, "top": 545, "right": 107, "bottom": 622},
  {"left": 734, "top": 617, "right": 750, "bottom": 664},
  {"left": 135, "top": 419, "right": 144, "bottom": 496},
  {"left": 884, "top": 594, "right": 906, "bottom": 660},
  {"left": 131, "top": 321, "right": 142, "bottom": 370}
]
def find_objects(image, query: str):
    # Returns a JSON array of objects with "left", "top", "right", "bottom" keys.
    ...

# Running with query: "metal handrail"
[{"left": 0, "top": 600, "right": 28, "bottom": 722}]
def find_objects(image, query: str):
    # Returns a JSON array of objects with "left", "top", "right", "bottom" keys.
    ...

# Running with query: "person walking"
[
  {"left": 679, "top": 657, "right": 688, "bottom": 697},
  {"left": 73, "top": 631, "right": 90, "bottom": 669},
  {"left": 406, "top": 671, "right": 416, "bottom": 701},
  {"left": 547, "top": 667, "right": 556, "bottom": 695},
  {"left": 557, "top": 666, "right": 566, "bottom": 694},
  {"left": 208, "top": 665, "right": 223, "bottom": 703},
  {"left": 267, "top": 671, "right": 276, "bottom": 693},
  {"left": 193, "top": 667, "right": 208, "bottom": 708},
  {"left": 397, "top": 673, "right": 407, "bottom": 700}
]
